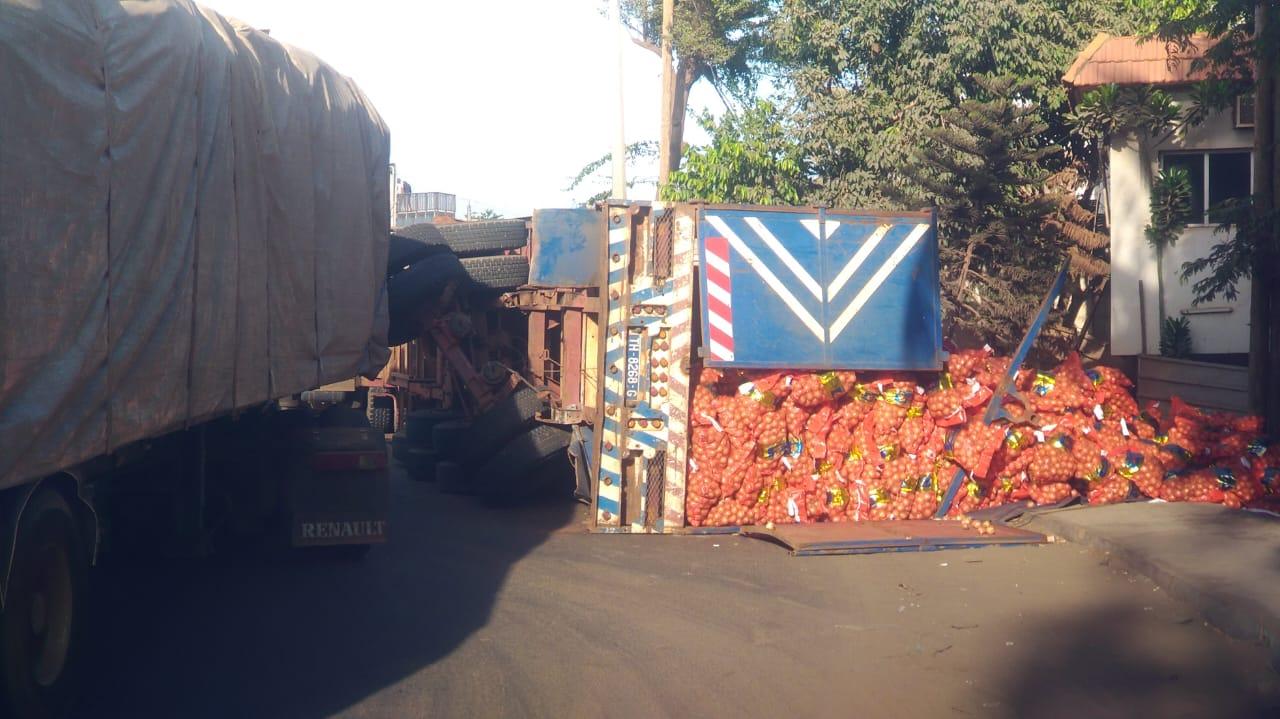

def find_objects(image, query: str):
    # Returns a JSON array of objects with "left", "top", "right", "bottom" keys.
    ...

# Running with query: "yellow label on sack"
[
  {"left": 906, "top": 405, "right": 924, "bottom": 418},
  {"left": 1032, "top": 372, "right": 1056, "bottom": 396},
  {"left": 829, "top": 487, "right": 848, "bottom": 508},
  {"left": 819, "top": 372, "right": 846, "bottom": 397},
  {"left": 751, "top": 389, "right": 778, "bottom": 409}
]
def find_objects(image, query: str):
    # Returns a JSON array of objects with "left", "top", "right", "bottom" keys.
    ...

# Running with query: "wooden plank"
[
  {"left": 1136, "top": 380, "right": 1251, "bottom": 413},
  {"left": 742, "top": 520, "right": 1045, "bottom": 556},
  {"left": 1138, "top": 356, "right": 1248, "bottom": 391}
]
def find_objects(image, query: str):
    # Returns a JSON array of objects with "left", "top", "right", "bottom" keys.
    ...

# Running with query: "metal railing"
[{"left": 395, "top": 192, "right": 456, "bottom": 215}]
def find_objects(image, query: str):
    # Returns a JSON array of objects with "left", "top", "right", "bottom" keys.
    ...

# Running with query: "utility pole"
[
  {"left": 611, "top": 0, "right": 628, "bottom": 200},
  {"left": 1251, "top": 1, "right": 1276, "bottom": 429},
  {"left": 656, "top": 0, "right": 676, "bottom": 195}
]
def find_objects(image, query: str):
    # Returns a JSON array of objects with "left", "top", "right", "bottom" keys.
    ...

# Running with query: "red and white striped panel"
[{"left": 704, "top": 236, "right": 735, "bottom": 362}]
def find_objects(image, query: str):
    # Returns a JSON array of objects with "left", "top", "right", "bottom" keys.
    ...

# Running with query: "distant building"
[
  {"left": 394, "top": 190, "right": 457, "bottom": 228},
  {"left": 1065, "top": 34, "right": 1254, "bottom": 359}
]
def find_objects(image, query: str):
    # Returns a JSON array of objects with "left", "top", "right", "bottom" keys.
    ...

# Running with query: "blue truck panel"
[
  {"left": 698, "top": 207, "right": 943, "bottom": 370},
  {"left": 528, "top": 208, "right": 605, "bottom": 288}
]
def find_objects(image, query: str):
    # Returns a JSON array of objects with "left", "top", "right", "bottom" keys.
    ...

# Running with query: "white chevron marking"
[
  {"left": 827, "top": 224, "right": 892, "bottom": 299},
  {"left": 744, "top": 217, "right": 823, "bottom": 300},
  {"left": 828, "top": 224, "right": 930, "bottom": 341},
  {"left": 800, "top": 218, "right": 840, "bottom": 240},
  {"left": 706, "top": 215, "right": 825, "bottom": 341}
]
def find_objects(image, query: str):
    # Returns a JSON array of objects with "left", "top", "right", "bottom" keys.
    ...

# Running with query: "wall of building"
[{"left": 1108, "top": 93, "right": 1253, "bottom": 356}]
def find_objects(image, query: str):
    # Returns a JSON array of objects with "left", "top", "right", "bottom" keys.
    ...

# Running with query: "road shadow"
[
  {"left": 72, "top": 467, "right": 580, "bottom": 718},
  {"left": 998, "top": 602, "right": 1280, "bottom": 719}
]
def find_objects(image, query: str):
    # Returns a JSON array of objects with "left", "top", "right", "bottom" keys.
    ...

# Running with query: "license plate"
[{"left": 625, "top": 329, "right": 643, "bottom": 406}]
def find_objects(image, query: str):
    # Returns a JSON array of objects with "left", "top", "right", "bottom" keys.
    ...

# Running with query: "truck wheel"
[
  {"left": 397, "top": 219, "right": 528, "bottom": 258},
  {"left": 403, "top": 410, "right": 459, "bottom": 445},
  {"left": 431, "top": 420, "right": 472, "bottom": 460},
  {"left": 474, "top": 425, "right": 572, "bottom": 504},
  {"left": 459, "top": 255, "right": 529, "bottom": 292},
  {"left": 387, "top": 233, "right": 452, "bottom": 276},
  {"left": 405, "top": 447, "right": 438, "bottom": 482},
  {"left": 435, "top": 460, "right": 475, "bottom": 495},
  {"left": 368, "top": 406, "right": 394, "bottom": 435},
  {"left": 459, "top": 386, "right": 544, "bottom": 466},
  {"left": 436, "top": 219, "right": 528, "bottom": 256},
  {"left": 386, "top": 253, "right": 467, "bottom": 346},
  {"left": 0, "top": 489, "right": 88, "bottom": 719},
  {"left": 391, "top": 434, "right": 411, "bottom": 464}
]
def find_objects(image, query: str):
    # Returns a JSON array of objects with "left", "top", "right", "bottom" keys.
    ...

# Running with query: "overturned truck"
[{"left": 0, "top": 1, "right": 391, "bottom": 714}]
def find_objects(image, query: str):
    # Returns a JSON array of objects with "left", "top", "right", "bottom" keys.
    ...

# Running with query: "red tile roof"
[{"left": 1063, "top": 33, "right": 1218, "bottom": 88}]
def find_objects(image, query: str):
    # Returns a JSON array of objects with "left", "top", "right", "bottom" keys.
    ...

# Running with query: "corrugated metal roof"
[{"left": 1063, "top": 33, "right": 1218, "bottom": 88}]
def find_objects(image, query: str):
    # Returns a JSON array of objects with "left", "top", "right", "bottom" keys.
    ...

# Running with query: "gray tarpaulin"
[{"left": 0, "top": 0, "right": 391, "bottom": 489}]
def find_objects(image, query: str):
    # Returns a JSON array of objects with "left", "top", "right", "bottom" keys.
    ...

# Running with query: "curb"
[{"left": 1026, "top": 511, "right": 1280, "bottom": 671}]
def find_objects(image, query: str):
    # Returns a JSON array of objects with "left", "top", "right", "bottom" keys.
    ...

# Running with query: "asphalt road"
[{"left": 75, "top": 466, "right": 1280, "bottom": 718}]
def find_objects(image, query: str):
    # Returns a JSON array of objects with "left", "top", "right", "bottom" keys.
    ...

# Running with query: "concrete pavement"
[
  {"left": 73, "top": 470, "right": 1280, "bottom": 718},
  {"left": 1025, "top": 501, "right": 1280, "bottom": 670}
]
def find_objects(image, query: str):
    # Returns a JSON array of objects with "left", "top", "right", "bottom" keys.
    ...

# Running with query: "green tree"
[
  {"left": 770, "top": 0, "right": 1145, "bottom": 208},
  {"left": 663, "top": 100, "right": 811, "bottom": 204},
  {"left": 565, "top": 141, "right": 659, "bottom": 205},
  {"left": 891, "top": 76, "right": 1067, "bottom": 355},
  {"left": 619, "top": 0, "right": 771, "bottom": 179},
  {"left": 466, "top": 208, "right": 503, "bottom": 221},
  {"left": 1145, "top": 167, "right": 1193, "bottom": 329}
]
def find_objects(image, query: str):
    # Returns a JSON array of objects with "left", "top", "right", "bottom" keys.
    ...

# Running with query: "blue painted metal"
[
  {"left": 528, "top": 208, "right": 604, "bottom": 288},
  {"left": 697, "top": 208, "right": 943, "bottom": 370},
  {"left": 934, "top": 258, "right": 1074, "bottom": 518}
]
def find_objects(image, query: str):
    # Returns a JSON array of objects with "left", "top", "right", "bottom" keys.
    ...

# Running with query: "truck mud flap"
[{"left": 739, "top": 520, "right": 1045, "bottom": 557}]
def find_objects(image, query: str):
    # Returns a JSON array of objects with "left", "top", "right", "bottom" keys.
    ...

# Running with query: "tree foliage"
[
  {"left": 621, "top": 0, "right": 770, "bottom": 100},
  {"left": 663, "top": 100, "right": 811, "bottom": 204},
  {"left": 564, "top": 141, "right": 659, "bottom": 206},
  {"left": 770, "top": 0, "right": 1145, "bottom": 207},
  {"left": 891, "top": 75, "right": 1069, "bottom": 354}
]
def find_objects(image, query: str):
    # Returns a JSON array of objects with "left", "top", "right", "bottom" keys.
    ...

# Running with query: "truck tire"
[
  {"left": 387, "top": 253, "right": 468, "bottom": 346},
  {"left": 460, "top": 386, "right": 544, "bottom": 466},
  {"left": 394, "top": 221, "right": 447, "bottom": 245},
  {"left": 0, "top": 488, "right": 89, "bottom": 719},
  {"left": 473, "top": 425, "right": 572, "bottom": 503},
  {"left": 387, "top": 233, "right": 451, "bottom": 276},
  {"left": 405, "top": 447, "right": 438, "bottom": 482},
  {"left": 403, "top": 410, "right": 460, "bottom": 445},
  {"left": 436, "top": 219, "right": 528, "bottom": 256},
  {"left": 435, "top": 460, "right": 475, "bottom": 495},
  {"left": 431, "top": 420, "right": 472, "bottom": 460},
  {"left": 459, "top": 255, "right": 528, "bottom": 292},
  {"left": 396, "top": 219, "right": 528, "bottom": 258},
  {"left": 391, "top": 434, "right": 412, "bottom": 464},
  {"left": 368, "top": 406, "right": 394, "bottom": 435}
]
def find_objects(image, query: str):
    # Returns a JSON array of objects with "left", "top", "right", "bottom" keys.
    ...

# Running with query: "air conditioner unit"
[{"left": 1235, "top": 94, "right": 1256, "bottom": 129}]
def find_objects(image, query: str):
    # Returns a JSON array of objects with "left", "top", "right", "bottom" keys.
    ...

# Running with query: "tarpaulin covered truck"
[{"left": 0, "top": 2, "right": 391, "bottom": 714}]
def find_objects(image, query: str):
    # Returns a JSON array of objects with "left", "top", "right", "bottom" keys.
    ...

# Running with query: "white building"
[{"left": 1065, "top": 34, "right": 1254, "bottom": 360}]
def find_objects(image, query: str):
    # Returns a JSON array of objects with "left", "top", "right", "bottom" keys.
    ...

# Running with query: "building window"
[{"left": 1160, "top": 151, "right": 1252, "bottom": 224}]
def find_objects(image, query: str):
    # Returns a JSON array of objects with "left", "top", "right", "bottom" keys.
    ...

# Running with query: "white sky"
[{"left": 201, "top": 0, "right": 721, "bottom": 217}]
